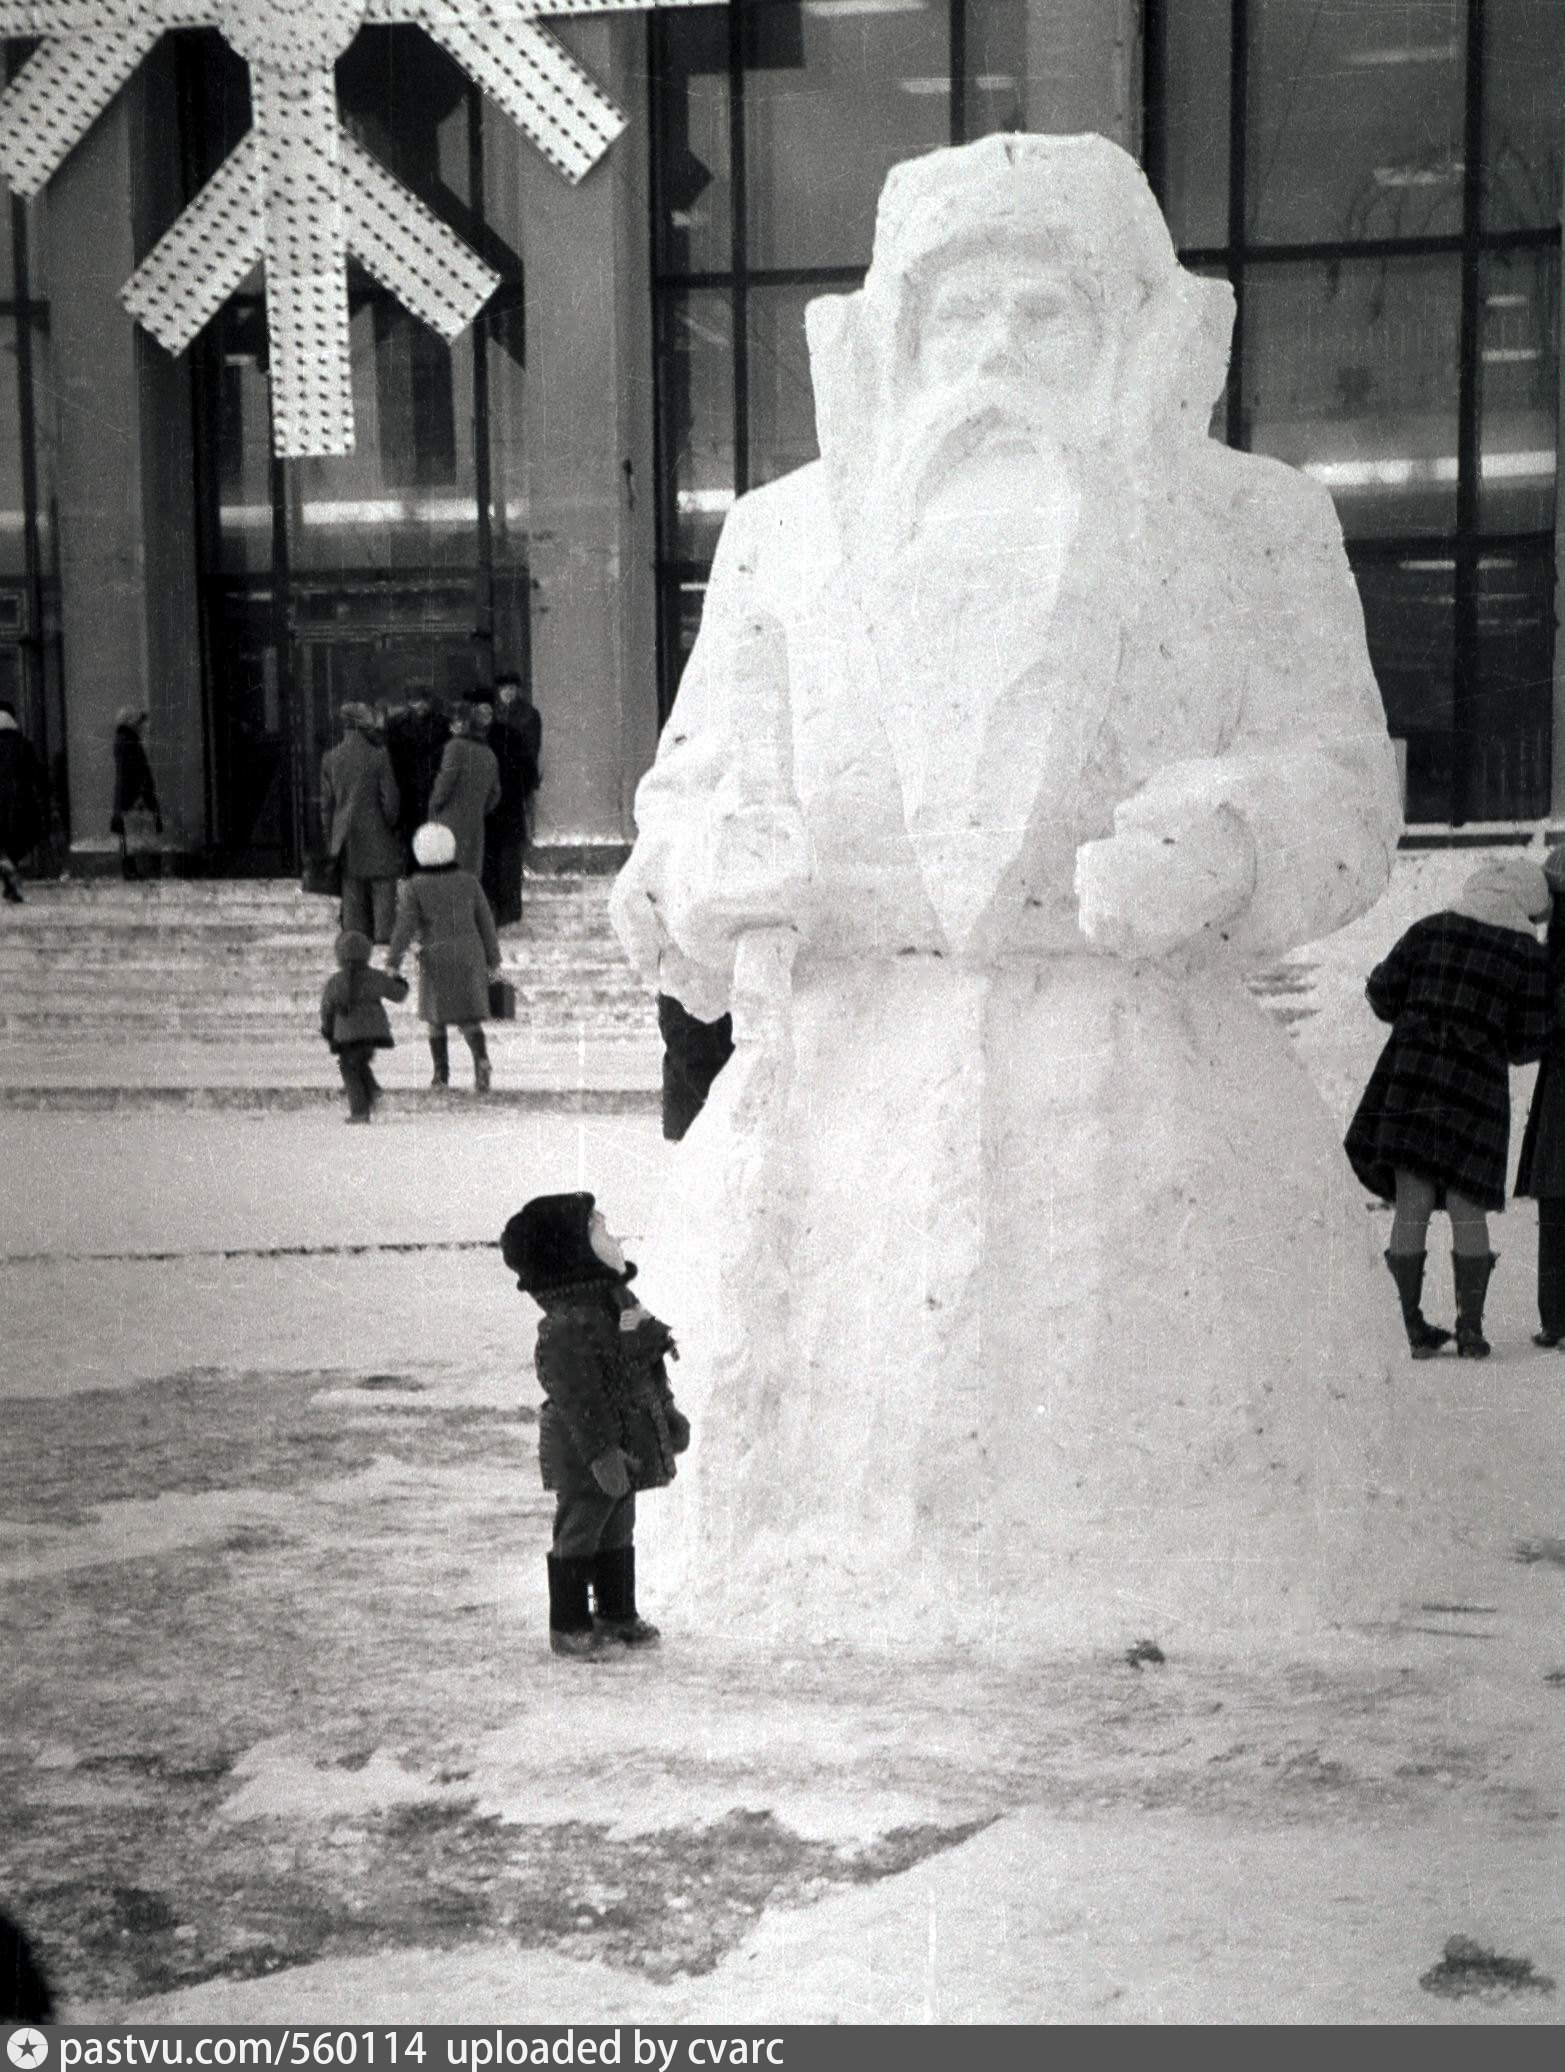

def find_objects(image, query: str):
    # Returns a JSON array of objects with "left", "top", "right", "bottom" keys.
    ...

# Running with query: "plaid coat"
[{"left": 1345, "top": 912, "right": 1549, "bottom": 1210}]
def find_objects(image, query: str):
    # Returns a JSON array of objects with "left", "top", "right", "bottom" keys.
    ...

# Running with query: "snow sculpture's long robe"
[{"left": 616, "top": 429, "right": 1408, "bottom": 1649}]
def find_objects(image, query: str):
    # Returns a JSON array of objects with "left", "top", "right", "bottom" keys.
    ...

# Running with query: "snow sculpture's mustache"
[{"left": 874, "top": 381, "right": 1088, "bottom": 555}]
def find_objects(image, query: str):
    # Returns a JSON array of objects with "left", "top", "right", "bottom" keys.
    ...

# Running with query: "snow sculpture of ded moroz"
[{"left": 611, "top": 133, "right": 1409, "bottom": 1647}]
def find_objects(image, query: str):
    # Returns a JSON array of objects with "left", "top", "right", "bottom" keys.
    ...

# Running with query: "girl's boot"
[
  {"left": 547, "top": 1554, "right": 612, "bottom": 1660},
  {"left": 0, "top": 858, "right": 22, "bottom": 904},
  {"left": 592, "top": 1545, "right": 661, "bottom": 1647},
  {"left": 428, "top": 1030, "right": 450, "bottom": 1089},
  {"left": 1383, "top": 1251, "right": 1452, "bottom": 1357},
  {"left": 1452, "top": 1251, "right": 1498, "bottom": 1359},
  {"left": 464, "top": 1026, "right": 492, "bottom": 1094}
]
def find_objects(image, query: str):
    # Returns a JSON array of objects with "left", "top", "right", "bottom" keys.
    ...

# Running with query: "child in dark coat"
[
  {"left": 500, "top": 1191, "right": 690, "bottom": 1659},
  {"left": 319, "top": 929, "right": 409, "bottom": 1122}
]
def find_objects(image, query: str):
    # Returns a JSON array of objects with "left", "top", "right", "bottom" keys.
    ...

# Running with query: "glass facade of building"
[
  {"left": 2, "top": 3, "right": 1564, "bottom": 862},
  {"left": 0, "top": 46, "right": 62, "bottom": 848},
  {"left": 181, "top": 28, "right": 531, "bottom": 867},
  {"left": 1150, "top": 0, "right": 1565, "bottom": 824}
]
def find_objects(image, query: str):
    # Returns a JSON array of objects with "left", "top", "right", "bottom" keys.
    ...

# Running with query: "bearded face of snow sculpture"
[{"left": 613, "top": 134, "right": 1413, "bottom": 1650}]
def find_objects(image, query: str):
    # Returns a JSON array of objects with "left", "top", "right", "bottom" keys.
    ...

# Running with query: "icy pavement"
[{"left": 5, "top": 850, "right": 1565, "bottom": 2023}]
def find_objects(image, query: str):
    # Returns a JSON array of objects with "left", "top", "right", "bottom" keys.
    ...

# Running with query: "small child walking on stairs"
[{"left": 319, "top": 929, "right": 408, "bottom": 1122}]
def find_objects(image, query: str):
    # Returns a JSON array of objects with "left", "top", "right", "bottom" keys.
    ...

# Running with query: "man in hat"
[{"left": 319, "top": 701, "right": 403, "bottom": 944}]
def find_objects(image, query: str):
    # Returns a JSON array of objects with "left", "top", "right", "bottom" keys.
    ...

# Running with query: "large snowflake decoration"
[{"left": 0, "top": 2, "right": 724, "bottom": 455}]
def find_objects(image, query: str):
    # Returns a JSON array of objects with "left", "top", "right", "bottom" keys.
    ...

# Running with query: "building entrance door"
[{"left": 206, "top": 574, "right": 526, "bottom": 871}]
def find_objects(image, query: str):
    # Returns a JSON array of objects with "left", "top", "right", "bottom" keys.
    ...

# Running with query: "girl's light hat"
[{"left": 412, "top": 822, "right": 457, "bottom": 868}]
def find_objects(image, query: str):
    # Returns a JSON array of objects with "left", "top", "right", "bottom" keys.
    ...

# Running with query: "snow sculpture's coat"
[{"left": 613, "top": 134, "right": 1409, "bottom": 1647}]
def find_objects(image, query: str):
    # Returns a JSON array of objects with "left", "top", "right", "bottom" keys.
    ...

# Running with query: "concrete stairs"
[{"left": 0, "top": 877, "right": 664, "bottom": 1108}]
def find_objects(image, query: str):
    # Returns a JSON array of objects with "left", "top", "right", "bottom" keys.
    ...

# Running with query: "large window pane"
[
  {"left": 745, "top": 0, "right": 948, "bottom": 271},
  {"left": 1353, "top": 552, "right": 1456, "bottom": 824},
  {"left": 1470, "top": 549, "right": 1553, "bottom": 818},
  {"left": 964, "top": 0, "right": 1029, "bottom": 139},
  {"left": 653, "top": 6, "right": 732, "bottom": 275},
  {"left": 1246, "top": 2, "right": 1465, "bottom": 246},
  {"left": 657, "top": 291, "right": 734, "bottom": 563},
  {"left": 1244, "top": 255, "right": 1461, "bottom": 539},
  {"left": 289, "top": 300, "right": 479, "bottom": 576},
  {"left": 748, "top": 282, "right": 821, "bottom": 489},
  {"left": 1479, "top": 248, "right": 1558, "bottom": 533},
  {"left": 212, "top": 302, "right": 273, "bottom": 577},
  {"left": 1484, "top": 0, "right": 1565, "bottom": 232},
  {"left": 1159, "top": 0, "right": 1230, "bottom": 249}
]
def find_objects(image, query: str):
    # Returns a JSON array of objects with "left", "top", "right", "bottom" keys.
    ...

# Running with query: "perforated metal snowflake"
[{"left": 0, "top": 2, "right": 724, "bottom": 455}]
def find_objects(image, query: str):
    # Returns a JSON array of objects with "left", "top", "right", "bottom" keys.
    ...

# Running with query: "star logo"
[
  {"left": 0, "top": 2, "right": 729, "bottom": 456},
  {"left": 6, "top": 2031, "right": 48, "bottom": 2069}
]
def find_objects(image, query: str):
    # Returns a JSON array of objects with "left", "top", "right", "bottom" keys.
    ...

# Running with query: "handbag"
[
  {"left": 488, "top": 976, "right": 517, "bottom": 1021},
  {"left": 301, "top": 849, "right": 343, "bottom": 899}
]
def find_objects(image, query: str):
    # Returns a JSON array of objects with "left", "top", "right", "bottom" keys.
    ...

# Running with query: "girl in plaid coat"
[
  {"left": 500, "top": 1191, "right": 689, "bottom": 1659},
  {"left": 1346, "top": 857, "right": 1550, "bottom": 1358}
]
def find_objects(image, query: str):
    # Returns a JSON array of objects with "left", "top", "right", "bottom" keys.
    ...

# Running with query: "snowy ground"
[{"left": 5, "top": 849, "right": 1565, "bottom": 2024}]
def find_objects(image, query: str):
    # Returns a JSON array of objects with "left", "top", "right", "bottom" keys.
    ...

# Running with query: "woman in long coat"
[
  {"left": 387, "top": 820, "right": 503, "bottom": 1092},
  {"left": 1513, "top": 847, "right": 1565, "bottom": 1345},
  {"left": 1345, "top": 856, "right": 1550, "bottom": 1358},
  {"left": 428, "top": 708, "right": 501, "bottom": 878}
]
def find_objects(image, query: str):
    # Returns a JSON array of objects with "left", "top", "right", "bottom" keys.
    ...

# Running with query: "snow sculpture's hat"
[
  {"left": 868, "top": 131, "right": 1177, "bottom": 309},
  {"left": 335, "top": 930, "right": 372, "bottom": 965},
  {"left": 806, "top": 132, "right": 1233, "bottom": 451},
  {"left": 1452, "top": 857, "right": 1551, "bottom": 936},
  {"left": 412, "top": 821, "right": 457, "bottom": 868},
  {"left": 501, "top": 1191, "right": 627, "bottom": 1295}
]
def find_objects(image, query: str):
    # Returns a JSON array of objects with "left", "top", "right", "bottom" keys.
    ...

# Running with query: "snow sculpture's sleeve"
[
  {"left": 1128, "top": 472, "right": 1403, "bottom": 963},
  {"left": 535, "top": 1315, "right": 620, "bottom": 1464},
  {"left": 1365, "top": 928, "right": 1416, "bottom": 1025},
  {"left": 610, "top": 499, "right": 801, "bottom": 1021},
  {"left": 1507, "top": 951, "right": 1550, "bottom": 1065}
]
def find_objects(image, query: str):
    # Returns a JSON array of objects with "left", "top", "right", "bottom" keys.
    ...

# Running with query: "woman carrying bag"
[{"left": 387, "top": 820, "right": 503, "bottom": 1093}]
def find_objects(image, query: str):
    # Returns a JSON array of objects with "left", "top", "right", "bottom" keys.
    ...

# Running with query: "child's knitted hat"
[
  {"left": 335, "top": 930, "right": 373, "bottom": 964},
  {"left": 501, "top": 1192, "right": 625, "bottom": 1295}
]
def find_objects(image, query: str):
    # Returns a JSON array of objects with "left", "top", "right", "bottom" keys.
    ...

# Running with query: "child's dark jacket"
[
  {"left": 319, "top": 966, "right": 409, "bottom": 1052},
  {"left": 534, "top": 1282, "right": 688, "bottom": 1493}
]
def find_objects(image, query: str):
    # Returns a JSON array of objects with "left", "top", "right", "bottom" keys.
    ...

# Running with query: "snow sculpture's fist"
[{"left": 1076, "top": 791, "right": 1255, "bottom": 962}]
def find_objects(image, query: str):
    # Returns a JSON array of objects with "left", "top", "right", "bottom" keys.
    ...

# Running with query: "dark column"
[{"left": 47, "top": 45, "right": 204, "bottom": 862}]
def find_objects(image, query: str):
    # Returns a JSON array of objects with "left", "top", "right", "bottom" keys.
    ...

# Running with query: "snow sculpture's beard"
[{"left": 832, "top": 378, "right": 1140, "bottom": 948}]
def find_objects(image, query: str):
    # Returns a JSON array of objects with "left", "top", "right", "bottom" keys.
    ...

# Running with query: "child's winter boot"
[
  {"left": 592, "top": 1546, "right": 661, "bottom": 1647},
  {"left": 547, "top": 1553, "right": 613, "bottom": 1660},
  {"left": 428, "top": 1030, "right": 450, "bottom": 1089},
  {"left": 1452, "top": 1250, "right": 1498, "bottom": 1359},
  {"left": 1383, "top": 1250, "right": 1452, "bottom": 1358}
]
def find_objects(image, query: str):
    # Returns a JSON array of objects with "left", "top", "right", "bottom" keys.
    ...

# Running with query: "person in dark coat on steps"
[
  {"left": 320, "top": 703, "right": 403, "bottom": 944},
  {"left": 501, "top": 1191, "right": 689, "bottom": 1660},
  {"left": 319, "top": 928, "right": 409, "bottom": 1122},
  {"left": 110, "top": 707, "right": 161, "bottom": 880},
  {"left": 1345, "top": 856, "right": 1551, "bottom": 1359},
  {"left": 429, "top": 705, "right": 501, "bottom": 879},
  {"left": 387, "top": 820, "right": 502, "bottom": 1092},
  {"left": 385, "top": 691, "right": 450, "bottom": 867},
  {"left": 0, "top": 699, "right": 47, "bottom": 902},
  {"left": 1514, "top": 845, "right": 1565, "bottom": 1346}
]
